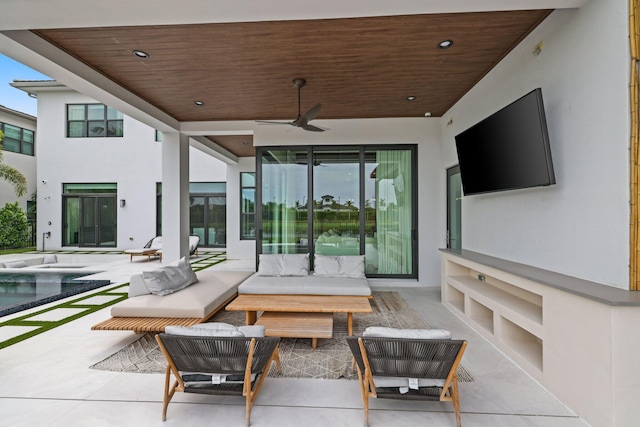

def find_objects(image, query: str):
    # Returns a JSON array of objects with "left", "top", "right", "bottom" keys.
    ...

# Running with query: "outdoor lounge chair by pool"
[
  {"left": 346, "top": 332, "right": 467, "bottom": 427},
  {"left": 156, "top": 331, "right": 281, "bottom": 425},
  {"left": 123, "top": 235, "right": 200, "bottom": 262}
]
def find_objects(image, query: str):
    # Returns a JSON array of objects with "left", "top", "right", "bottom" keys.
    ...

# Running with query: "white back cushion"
[
  {"left": 257, "top": 254, "right": 283, "bottom": 276},
  {"left": 281, "top": 253, "right": 309, "bottom": 276},
  {"left": 313, "top": 255, "right": 341, "bottom": 276}
]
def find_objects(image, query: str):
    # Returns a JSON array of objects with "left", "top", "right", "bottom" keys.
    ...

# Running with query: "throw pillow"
[
  {"left": 128, "top": 274, "right": 151, "bottom": 297},
  {"left": 338, "top": 255, "right": 366, "bottom": 278},
  {"left": 313, "top": 255, "right": 341, "bottom": 276},
  {"left": 143, "top": 268, "right": 192, "bottom": 296},
  {"left": 280, "top": 253, "right": 309, "bottom": 276},
  {"left": 43, "top": 254, "right": 58, "bottom": 264},
  {"left": 165, "top": 257, "right": 199, "bottom": 286},
  {"left": 257, "top": 254, "right": 283, "bottom": 276}
]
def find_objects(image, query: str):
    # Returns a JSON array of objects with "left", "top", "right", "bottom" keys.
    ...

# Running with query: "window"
[
  {"left": 241, "top": 172, "right": 256, "bottom": 239},
  {"left": 0, "top": 122, "right": 35, "bottom": 156},
  {"left": 156, "top": 182, "right": 227, "bottom": 247},
  {"left": 62, "top": 183, "right": 117, "bottom": 247},
  {"left": 67, "top": 104, "right": 123, "bottom": 137},
  {"left": 258, "top": 146, "right": 417, "bottom": 278}
]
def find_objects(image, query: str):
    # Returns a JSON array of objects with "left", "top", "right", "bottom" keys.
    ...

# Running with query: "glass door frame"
[
  {"left": 446, "top": 165, "right": 462, "bottom": 249},
  {"left": 63, "top": 194, "right": 117, "bottom": 248},
  {"left": 256, "top": 145, "right": 417, "bottom": 278}
]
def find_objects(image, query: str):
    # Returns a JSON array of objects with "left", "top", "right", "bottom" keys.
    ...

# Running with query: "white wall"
[
  {"left": 440, "top": 0, "right": 629, "bottom": 288},
  {"left": 254, "top": 117, "right": 443, "bottom": 285},
  {"left": 35, "top": 90, "right": 227, "bottom": 250}
]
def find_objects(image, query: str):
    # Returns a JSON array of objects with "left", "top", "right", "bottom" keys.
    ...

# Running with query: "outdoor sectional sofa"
[
  {"left": 92, "top": 258, "right": 254, "bottom": 333},
  {"left": 238, "top": 253, "right": 372, "bottom": 296}
]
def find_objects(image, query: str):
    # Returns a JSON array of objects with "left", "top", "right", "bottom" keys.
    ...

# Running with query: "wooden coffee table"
[
  {"left": 226, "top": 294, "right": 372, "bottom": 346},
  {"left": 254, "top": 312, "right": 334, "bottom": 349}
]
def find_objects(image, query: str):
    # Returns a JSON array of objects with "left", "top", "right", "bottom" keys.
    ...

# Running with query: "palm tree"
[{"left": 0, "top": 130, "right": 28, "bottom": 197}]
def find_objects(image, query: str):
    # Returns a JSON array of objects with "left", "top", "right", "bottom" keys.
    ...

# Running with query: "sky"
[{"left": 0, "top": 54, "right": 51, "bottom": 117}]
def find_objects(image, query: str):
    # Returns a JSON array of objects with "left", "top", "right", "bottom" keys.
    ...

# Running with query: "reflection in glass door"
[
  {"left": 208, "top": 196, "right": 226, "bottom": 246},
  {"left": 260, "top": 149, "right": 309, "bottom": 254},
  {"left": 97, "top": 197, "right": 116, "bottom": 247},
  {"left": 447, "top": 165, "right": 462, "bottom": 249},
  {"left": 365, "top": 149, "right": 414, "bottom": 275},
  {"left": 190, "top": 195, "right": 226, "bottom": 247},
  {"left": 80, "top": 197, "right": 96, "bottom": 245},
  {"left": 70, "top": 196, "right": 117, "bottom": 247},
  {"left": 258, "top": 146, "right": 416, "bottom": 278},
  {"left": 313, "top": 151, "right": 360, "bottom": 257}
]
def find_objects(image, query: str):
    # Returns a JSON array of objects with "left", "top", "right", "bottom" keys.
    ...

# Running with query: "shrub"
[{"left": 0, "top": 202, "right": 28, "bottom": 248}]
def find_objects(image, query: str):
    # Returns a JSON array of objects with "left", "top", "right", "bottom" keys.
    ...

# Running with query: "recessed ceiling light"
[
  {"left": 132, "top": 50, "right": 150, "bottom": 59},
  {"left": 407, "top": 96, "right": 416, "bottom": 101},
  {"left": 438, "top": 40, "right": 454, "bottom": 49},
  {"left": 194, "top": 101, "right": 205, "bottom": 106}
]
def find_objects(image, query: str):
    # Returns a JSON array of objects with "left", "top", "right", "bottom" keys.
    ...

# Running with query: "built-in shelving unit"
[
  {"left": 443, "top": 259, "right": 543, "bottom": 374},
  {"left": 440, "top": 248, "right": 640, "bottom": 427}
]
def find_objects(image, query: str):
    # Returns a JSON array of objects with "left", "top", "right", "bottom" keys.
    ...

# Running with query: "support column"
[{"left": 161, "top": 132, "right": 190, "bottom": 263}]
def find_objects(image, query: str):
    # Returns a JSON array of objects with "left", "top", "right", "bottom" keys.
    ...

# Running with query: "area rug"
[{"left": 90, "top": 291, "right": 473, "bottom": 382}]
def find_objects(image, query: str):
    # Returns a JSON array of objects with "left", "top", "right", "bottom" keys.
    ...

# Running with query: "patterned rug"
[{"left": 90, "top": 291, "right": 473, "bottom": 382}]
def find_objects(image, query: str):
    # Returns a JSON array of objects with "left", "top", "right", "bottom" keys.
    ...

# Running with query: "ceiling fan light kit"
[{"left": 256, "top": 78, "right": 326, "bottom": 132}]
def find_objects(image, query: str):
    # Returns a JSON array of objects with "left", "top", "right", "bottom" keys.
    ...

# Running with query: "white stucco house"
[
  {"left": 10, "top": 81, "right": 230, "bottom": 252},
  {"left": 0, "top": 105, "right": 36, "bottom": 212},
  {"left": 1, "top": 0, "right": 639, "bottom": 425}
]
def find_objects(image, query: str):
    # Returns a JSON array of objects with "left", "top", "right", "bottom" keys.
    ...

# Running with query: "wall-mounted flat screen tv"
[{"left": 454, "top": 88, "right": 555, "bottom": 196}]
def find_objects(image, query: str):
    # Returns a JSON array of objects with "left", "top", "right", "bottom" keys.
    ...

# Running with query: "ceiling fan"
[{"left": 256, "top": 78, "right": 326, "bottom": 132}]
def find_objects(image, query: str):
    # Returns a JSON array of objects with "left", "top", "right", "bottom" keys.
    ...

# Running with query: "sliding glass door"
[
  {"left": 260, "top": 149, "right": 310, "bottom": 254},
  {"left": 313, "top": 150, "right": 360, "bottom": 256},
  {"left": 365, "top": 149, "right": 414, "bottom": 275},
  {"left": 258, "top": 146, "right": 416, "bottom": 278}
]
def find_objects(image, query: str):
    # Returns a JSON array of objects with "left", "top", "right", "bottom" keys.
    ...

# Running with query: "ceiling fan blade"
[
  {"left": 301, "top": 124, "right": 325, "bottom": 132},
  {"left": 255, "top": 120, "right": 294, "bottom": 125},
  {"left": 301, "top": 103, "right": 322, "bottom": 121}
]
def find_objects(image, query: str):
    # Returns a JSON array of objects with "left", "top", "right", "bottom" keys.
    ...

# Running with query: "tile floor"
[{"left": 0, "top": 253, "right": 588, "bottom": 426}]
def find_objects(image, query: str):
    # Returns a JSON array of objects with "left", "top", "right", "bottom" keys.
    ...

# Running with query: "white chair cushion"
[
  {"left": 165, "top": 324, "right": 244, "bottom": 337},
  {"left": 373, "top": 376, "right": 446, "bottom": 388},
  {"left": 362, "top": 327, "right": 452, "bottom": 339},
  {"left": 238, "top": 325, "right": 266, "bottom": 337}
]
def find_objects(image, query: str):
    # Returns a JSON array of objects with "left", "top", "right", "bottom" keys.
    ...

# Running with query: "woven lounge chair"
[
  {"left": 155, "top": 334, "right": 281, "bottom": 425},
  {"left": 346, "top": 336, "right": 467, "bottom": 427}
]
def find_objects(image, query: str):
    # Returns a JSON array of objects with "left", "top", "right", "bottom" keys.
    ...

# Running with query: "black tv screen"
[{"left": 454, "top": 88, "right": 555, "bottom": 196}]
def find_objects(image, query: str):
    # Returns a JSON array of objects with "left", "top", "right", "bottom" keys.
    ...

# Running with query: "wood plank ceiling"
[{"left": 34, "top": 10, "right": 551, "bottom": 156}]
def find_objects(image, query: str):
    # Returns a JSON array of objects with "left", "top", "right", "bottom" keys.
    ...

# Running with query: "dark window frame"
[
  {"left": 66, "top": 103, "right": 124, "bottom": 138},
  {"left": 240, "top": 172, "right": 256, "bottom": 240},
  {"left": 0, "top": 122, "right": 35, "bottom": 156},
  {"left": 256, "top": 145, "right": 418, "bottom": 279}
]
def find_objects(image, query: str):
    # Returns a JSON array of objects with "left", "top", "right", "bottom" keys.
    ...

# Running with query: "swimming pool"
[{"left": 0, "top": 271, "right": 110, "bottom": 317}]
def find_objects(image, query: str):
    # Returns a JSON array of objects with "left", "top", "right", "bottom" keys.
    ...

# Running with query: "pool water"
[{"left": 0, "top": 272, "right": 110, "bottom": 317}]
